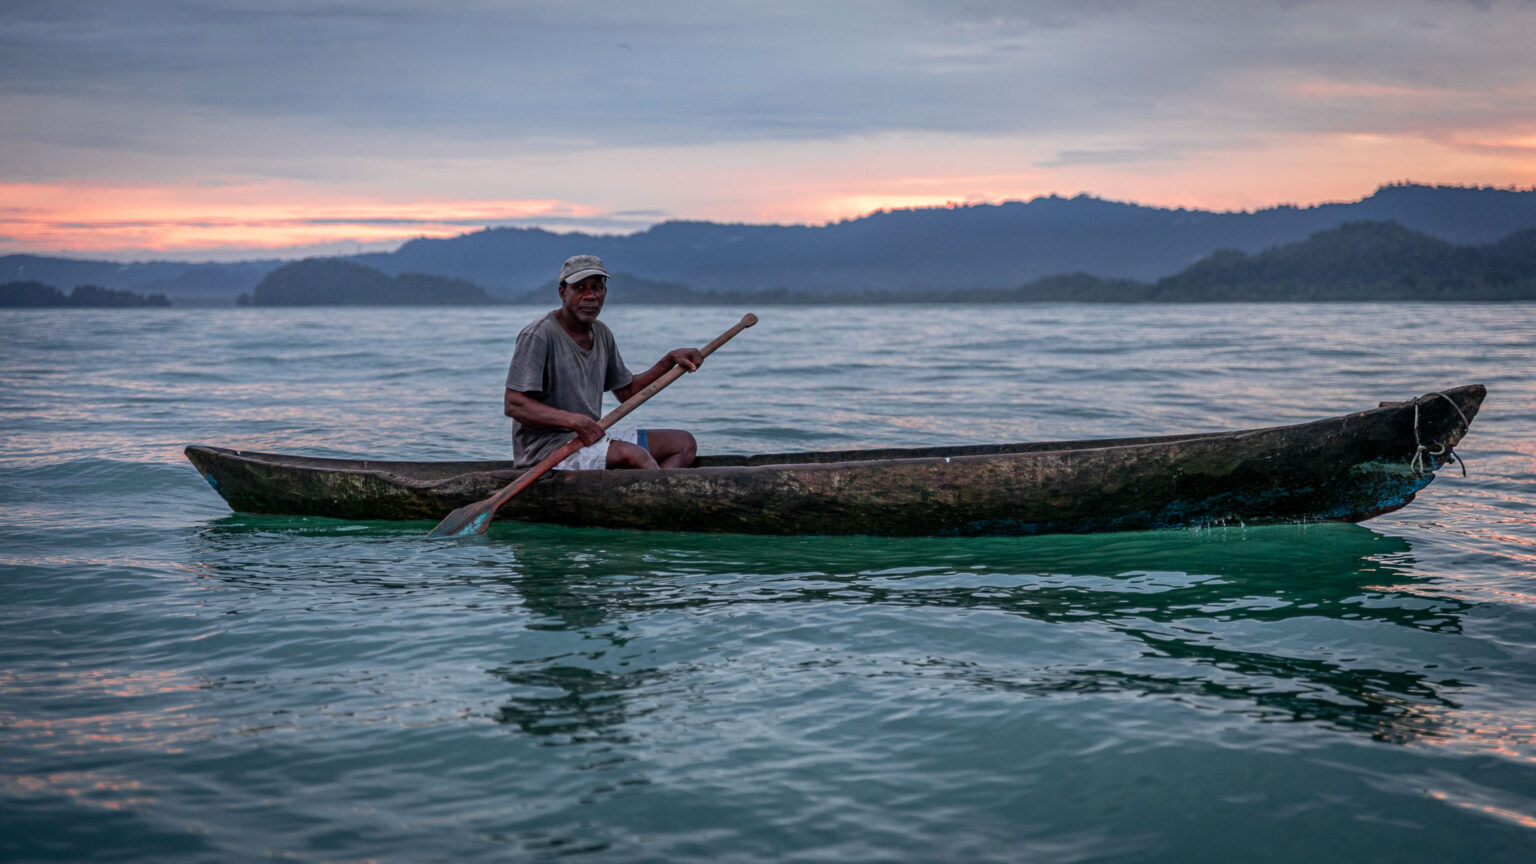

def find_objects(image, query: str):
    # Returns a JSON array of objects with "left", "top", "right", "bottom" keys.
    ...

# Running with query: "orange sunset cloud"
[{"left": 0, "top": 180, "right": 590, "bottom": 256}]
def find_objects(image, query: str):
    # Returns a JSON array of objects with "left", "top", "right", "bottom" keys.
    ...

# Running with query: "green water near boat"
[{"left": 2, "top": 304, "right": 1534, "bottom": 862}]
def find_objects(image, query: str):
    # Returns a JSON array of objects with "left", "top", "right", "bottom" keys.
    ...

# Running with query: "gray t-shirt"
[{"left": 505, "top": 311, "right": 634, "bottom": 467}]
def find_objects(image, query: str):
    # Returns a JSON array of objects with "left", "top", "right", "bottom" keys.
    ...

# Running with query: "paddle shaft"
[{"left": 478, "top": 312, "right": 758, "bottom": 516}]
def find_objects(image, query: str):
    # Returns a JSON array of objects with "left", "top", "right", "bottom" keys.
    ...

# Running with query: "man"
[{"left": 504, "top": 254, "right": 705, "bottom": 471}]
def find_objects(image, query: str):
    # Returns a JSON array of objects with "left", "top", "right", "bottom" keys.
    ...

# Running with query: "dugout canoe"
[{"left": 185, "top": 384, "right": 1485, "bottom": 537}]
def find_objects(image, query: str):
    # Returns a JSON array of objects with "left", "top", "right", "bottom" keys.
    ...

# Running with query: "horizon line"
[{"left": 6, "top": 180, "right": 1535, "bottom": 266}]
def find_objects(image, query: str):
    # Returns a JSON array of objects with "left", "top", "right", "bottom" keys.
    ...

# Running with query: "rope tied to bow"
[{"left": 1410, "top": 392, "right": 1471, "bottom": 477}]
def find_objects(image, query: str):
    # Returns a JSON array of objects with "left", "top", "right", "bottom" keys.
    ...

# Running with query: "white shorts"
[{"left": 553, "top": 428, "right": 648, "bottom": 471}]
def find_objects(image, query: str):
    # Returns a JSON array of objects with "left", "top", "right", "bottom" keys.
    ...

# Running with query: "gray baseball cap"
[{"left": 559, "top": 254, "right": 609, "bottom": 286}]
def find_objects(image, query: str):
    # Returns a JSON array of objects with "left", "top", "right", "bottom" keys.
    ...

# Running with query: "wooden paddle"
[{"left": 427, "top": 312, "right": 758, "bottom": 538}]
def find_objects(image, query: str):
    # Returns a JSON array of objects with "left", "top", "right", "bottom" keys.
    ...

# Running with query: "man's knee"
[
  {"left": 646, "top": 428, "right": 696, "bottom": 469},
  {"left": 606, "top": 439, "right": 659, "bottom": 470}
]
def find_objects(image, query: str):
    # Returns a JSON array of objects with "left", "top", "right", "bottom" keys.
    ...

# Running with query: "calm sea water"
[{"left": 2, "top": 303, "right": 1534, "bottom": 863}]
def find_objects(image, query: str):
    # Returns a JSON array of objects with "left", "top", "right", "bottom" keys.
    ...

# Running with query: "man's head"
[{"left": 557, "top": 254, "right": 609, "bottom": 324}]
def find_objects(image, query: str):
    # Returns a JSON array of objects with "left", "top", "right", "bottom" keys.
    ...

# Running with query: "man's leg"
[
  {"left": 642, "top": 429, "right": 696, "bottom": 469},
  {"left": 606, "top": 439, "right": 659, "bottom": 470}
]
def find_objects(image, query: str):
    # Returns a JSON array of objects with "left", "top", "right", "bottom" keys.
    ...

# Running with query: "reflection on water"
[
  {"left": 490, "top": 662, "right": 660, "bottom": 744},
  {"left": 0, "top": 667, "right": 214, "bottom": 758},
  {"left": 189, "top": 520, "right": 1460, "bottom": 753},
  {"left": 176, "top": 499, "right": 1536, "bottom": 862}
]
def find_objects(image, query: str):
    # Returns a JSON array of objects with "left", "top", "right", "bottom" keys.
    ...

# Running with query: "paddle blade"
[{"left": 426, "top": 499, "right": 497, "bottom": 538}]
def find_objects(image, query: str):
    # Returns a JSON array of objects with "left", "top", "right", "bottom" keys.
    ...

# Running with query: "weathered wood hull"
[{"left": 185, "top": 385, "right": 1485, "bottom": 537}]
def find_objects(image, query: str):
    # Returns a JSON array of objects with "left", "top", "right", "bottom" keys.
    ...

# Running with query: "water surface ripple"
[{"left": 2, "top": 304, "right": 1534, "bottom": 862}]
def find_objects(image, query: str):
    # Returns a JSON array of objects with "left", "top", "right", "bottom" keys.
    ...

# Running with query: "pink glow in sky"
[{"left": 0, "top": 181, "right": 587, "bottom": 257}]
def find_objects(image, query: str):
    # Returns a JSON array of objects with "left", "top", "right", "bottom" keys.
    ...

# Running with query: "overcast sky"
[{"left": 3, "top": 0, "right": 1534, "bottom": 260}]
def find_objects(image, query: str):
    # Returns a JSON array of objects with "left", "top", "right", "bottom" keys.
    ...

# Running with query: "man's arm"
[
  {"left": 613, "top": 348, "right": 705, "bottom": 402},
  {"left": 504, "top": 388, "right": 605, "bottom": 445}
]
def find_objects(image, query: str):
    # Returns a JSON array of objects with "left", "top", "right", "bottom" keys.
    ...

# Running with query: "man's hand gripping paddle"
[{"left": 427, "top": 313, "right": 758, "bottom": 539}]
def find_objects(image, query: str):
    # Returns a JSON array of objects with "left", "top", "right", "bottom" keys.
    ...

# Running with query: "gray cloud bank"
[{"left": 3, "top": 0, "right": 1534, "bottom": 181}]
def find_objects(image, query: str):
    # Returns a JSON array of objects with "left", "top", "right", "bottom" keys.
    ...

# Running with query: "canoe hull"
[{"left": 185, "top": 385, "right": 1484, "bottom": 537}]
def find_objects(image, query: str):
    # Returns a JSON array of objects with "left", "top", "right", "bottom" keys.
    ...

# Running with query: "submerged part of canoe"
[{"left": 185, "top": 385, "right": 1486, "bottom": 537}]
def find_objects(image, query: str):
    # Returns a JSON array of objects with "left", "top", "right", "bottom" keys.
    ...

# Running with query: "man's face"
[{"left": 559, "top": 275, "right": 606, "bottom": 323}]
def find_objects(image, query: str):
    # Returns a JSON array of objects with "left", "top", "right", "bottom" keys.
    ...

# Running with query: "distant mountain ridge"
[
  {"left": 362, "top": 183, "right": 1536, "bottom": 296},
  {"left": 1147, "top": 221, "right": 1536, "bottom": 301},
  {"left": 5, "top": 184, "right": 1536, "bottom": 302},
  {"left": 609, "top": 221, "right": 1536, "bottom": 303},
  {"left": 248, "top": 259, "right": 497, "bottom": 305},
  {"left": 0, "top": 281, "right": 171, "bottom": 307},
  {"left": 216, "top": 221, "right": 1536, "bottom": 306},
  {"left": 0, "top": 257, "right": 277, "bottom": 305}
]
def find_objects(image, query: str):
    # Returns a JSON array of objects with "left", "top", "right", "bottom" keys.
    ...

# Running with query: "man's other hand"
[{"left": 668, "top": 348, "right": 704, "bottom": 372}]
